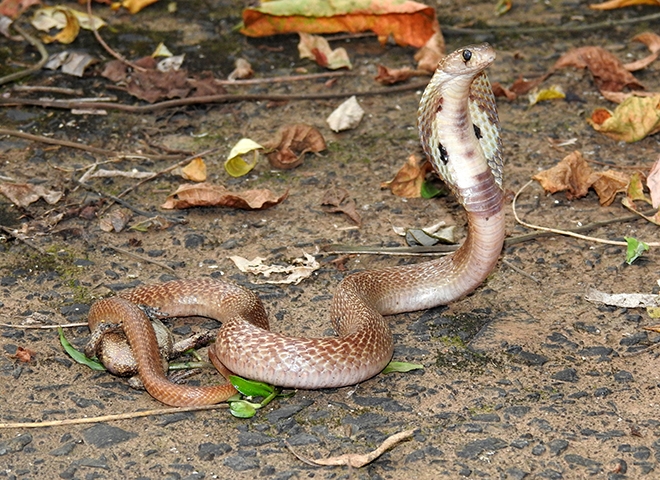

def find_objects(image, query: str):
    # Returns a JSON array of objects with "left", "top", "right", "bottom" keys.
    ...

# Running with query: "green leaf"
[
  {"left": 229, "top": 400, "right": 257, "bottom": 418},
  {"left": 229, "top": 375, "right": 275, "bottom": 398},
  {"left": 624, "top": 236, "right": 649, "bottom": 264},
  {"left": 382, "top": 361, "right": 424, "bottom": 374},
  {"left": 420, "top": 181, "right": 442, "bottom": 199},
  {"left": 58, "top": 327, "right": 106, "bottom": 371}
]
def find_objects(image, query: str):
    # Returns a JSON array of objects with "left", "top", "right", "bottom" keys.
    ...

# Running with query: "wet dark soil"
[{"left": 1, "top": 1, "right": 660, "bottom": 479}]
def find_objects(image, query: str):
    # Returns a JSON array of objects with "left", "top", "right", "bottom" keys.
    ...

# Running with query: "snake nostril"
[{"left": 462, "top": 49, "right": 472, "bottom": 62}]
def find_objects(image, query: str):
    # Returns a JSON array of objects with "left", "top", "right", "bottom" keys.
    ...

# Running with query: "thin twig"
[
  {"left": 0, "top": 23, "right": 49, "bottom": 86},
  {"left": 501, "top": 259, "right": 540, "bottom": 284},
  {"left": 86, "top": 0, "right": 146, "bottom": 72},
  {"left": 443, "top": 11, "right": 660, "bottom": 36},
  {"left": 215, "top": 71, "right": 353, "bottom": 85},
  {"left": 105, "top": 245, "right": 177, "bottom": 274},
  {"left": 0, "top": 82, "right": 430, "bottom": 113},
  {"left": 116, "top": 147, "right": 220, "bottom": 199},
  {"left": 0, "top": 322, "right": 86, "bottom": 329},
  {"left": 0, "top": 404, "right": 228, "bottom": 429},
  {"left": 0, "top": 128, "right": 182, "bottom": 161},
  {"left": 513, "top": 180, "right": 660, "bottom": 247},
  {"left": 0, "top": 225, "right": 47, "bottom": 254},
  {"left": 12, "top": 85, "right": 84, "bottom": 95}
]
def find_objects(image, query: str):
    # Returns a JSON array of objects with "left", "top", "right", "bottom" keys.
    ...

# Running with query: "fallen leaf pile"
[{"left": 533, "top": 152, "right": 659, "bottom": 225}]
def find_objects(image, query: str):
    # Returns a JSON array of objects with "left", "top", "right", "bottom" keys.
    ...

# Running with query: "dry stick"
[
  {"left": 0, "top": 225, "right": 47, "bottom": 255},
  {"left": 105, "top": 245, "right": 177, "bottom": 274},
  {"left": 501, "top": 259, "right": 540, "bottom": 284},
  {"left": 86, "top": 0, "right": 146, "bottom": 72},
  {"left": 12, "top": 85, "right": 84, "bottom": 95},
  {"left": 116, "top": 147, "right": 220, "bottom": 199},
  {"left": 0, "top": 404, "right": 228, "bottom": 429},
  {"left": 214, "top": 71, "right": 353, "bottom": 85},
  {"left": 323, "top": 206, "right": 659, "bottom": 256},
  {"left": 513, "top": 180, "right": 660, "bottom": 247},
  {"left": 0, "top": 128, "right": 182, "bottom": 161},
  {"left": 0, "top": 82, "right": 430, "bottom": 113},
  {"left": 0, "top": 23, "right": 49, "bottom": 86},
  {"left": 443, "top": 11, "right": 660, "bottom": 35}
]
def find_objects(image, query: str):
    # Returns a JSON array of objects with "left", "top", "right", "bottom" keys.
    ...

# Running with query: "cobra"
[{"left": 86, "top": 43, "right": 505, "bottom": 407}]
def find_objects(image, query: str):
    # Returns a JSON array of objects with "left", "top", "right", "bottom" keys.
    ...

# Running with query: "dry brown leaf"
[
  {"left": 509, "top": 74, "right": 550, "bottom": 96},
  {"left": 413, "top": 31, "right": 445, "bottom": 72},
  {"left": 532, "top": 151, "right": 593, "bottom": 200},
  {"left": 624, "top": 32, "right": 660, "bottom": 71},
  {"left": 648, "top": 156, "right": 660, "bottom": 208},
  {"left": 0, "top": 0, "right": 41, "bottom": 19},
  {"left": 588, "top": 94, "right": 660, "bottom": 142},
  {"left": 99, "top": 209, "right": 131, "bottom": 233},
  {"left": 321, "top": 187, "right": 362, "bottom": 225},
  {"left": 228, "top": 58, "right": 254, "bottom": 81},
  {"left": 298, "top": 32, "right": 351, "bottom": 70},
  {"left": 553, "top": 46, "right": 644, "bottom": 93},
  {"left": 375, "top": 65, "right": 425, "bottom": 85},
  {"left": 600, "top": 90, "right": 660, "bottom": 104},
  {"left": 264, "top": 124, "right": 326, "bottom": 169},
  {"left": 589, "top": 169, "right": 631, "bottom": 206},
  {"left": 381, "top": 154, "right": 432, "bottom": 198},
  {"left": 9, "top": 346, "right": 36, "bottom": 363},
  {"left": 161, "top": 183, "right": 288, "bottom": 210},
  {"left": 0, "top": 182, "right": 63, "bottom": 207},
  {"left": 589, "top": 0, "right": 660, "bottom": 9},
  {"left": 180, "top": 157, "right": 207, "bottom": 182},
  {"left": 229, "top": 253, "right": 320, "bottom": 285},
  {"left": 491, "top": 81, "right": 517, "bottom": 100}
]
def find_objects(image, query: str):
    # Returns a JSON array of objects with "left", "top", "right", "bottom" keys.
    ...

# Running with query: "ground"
[{"left": 1, "top": 1, "right": 660, "bottom": 479}]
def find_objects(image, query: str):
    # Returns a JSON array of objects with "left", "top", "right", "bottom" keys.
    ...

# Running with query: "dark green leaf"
[
  {"left": 58, "top": 327, "right": 106, "bottom": 371},
  {"left": 421, "top": 181, "right": 442, "bottom": 199},
  {"left": 382, "top": 361, "right": 424, "bottom": 374}
]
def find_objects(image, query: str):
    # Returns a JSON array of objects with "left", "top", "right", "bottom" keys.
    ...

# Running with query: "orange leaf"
[
  {"left": 241, "top": 0, "right": 440, "bottom": 49},
  {"left": 532, "top": 151, "right": 593, "bottom": 200},
  {"left": 381, "top": 154, "right": 431, "bottom": 198},
  {"left": 180, "top": 157, "right": 207, "bottom": 182},
  {"left": 553, "top": 46, "right": 644, "bottom": 93},
  {"left": 624, "top": 32, "right": 660, "bottom": 71},
  {"left": 589, "top": 0, "right": 660, "bottom": 10},
  {"left": 121, "top": 0, "right": 159, "bottom": 14},
  {"left": 161, "top": 183, "right": 288, "bottom": 210}
]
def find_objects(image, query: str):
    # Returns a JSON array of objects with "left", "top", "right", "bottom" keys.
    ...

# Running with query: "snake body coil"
[{"left": 87, "top": 43, "right": 505, "bottom": 407}]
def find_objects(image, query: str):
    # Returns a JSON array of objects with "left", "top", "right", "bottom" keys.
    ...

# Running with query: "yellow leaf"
[
  {"left": 181, "top": 157, "right": 207, "bottom": 182},
  {"left": 121, "top": 0, "right": 159, "bottom": 14},
  {"left": 31, "top": 6, "right": 106, "bottom": 32},
  {"left": 528, "top": 85, "right": 565, "bottom": 106},
  {"left": 41, "top": 8, "right": 80, "bottom": 44},
  {"left": 224, "top": 138, "right": 264, "bottom": 177},
  {"left": 587, "top": 95, "right": 660, "bottom": 142},
  {"left": 590, "top": 0, "right": 660, "bottom": 10}
]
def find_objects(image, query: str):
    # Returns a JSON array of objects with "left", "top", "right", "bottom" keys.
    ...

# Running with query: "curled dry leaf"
[
  {"left": 264, "top": 124, "right": 326, "bottom": 169},
  {"left": 180, "top": 157, "right": 207, "bottom": 182},
  {"left": 590, "top": 170, "right": 630, "bottom": 206},
  {"left": 327, "top": 96, "right": 364, "bottom": 132},
  {"left": 321, "top": 187, "right": 362, "bottom": 225},
  {"left": 375, "top": 65, "right": 425, "bottom": 85},
  {"left": 413, "top": 31, "right": 445, "bottom": 72},
  {"left": 587, "top": 94, "right": 660, "bottom": 143},
  {"left": 0, "top": 182, "right": 63, "bottom": 207},
  {"left": 161, "top": 183, "right": 288, "bottom": 210},
  {"left": 552, "top": 46, "right": 644, "bottom": 93},
  {"left": 624, "top": 32, "right": 660, "bottom": 71},
  {"left": 229, "top": 252, "right": 320, "bottom": 285},
  {"left": 228, "top": 58, "right": 254, "bottom": 81},
  {"left": 10, "top": 346, "right": 36, "bottom": 363},
  {"left": 99, "top": 209, "right": 132, "bottom": 233},
  {"left": 491, "top": 81, "right": 517, "bottom": 100},
  {"left": 532, "top": 151, "right": 593, "bottom": 200},
  {"left": 298, "top": 33, "right": 352, "bottom": 70},
  {"left": 381, "top": 154, "right": 432, "bottom": 198},
  {"left": 224, "top": 138, "right": 264, "bottom": 177},
  {"left": 648, "top": 157, "right": 660, "bottom": 208}
]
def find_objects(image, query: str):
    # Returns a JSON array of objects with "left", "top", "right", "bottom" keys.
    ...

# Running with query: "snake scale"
[{"left": 87, "top": 43, "right": 505, "bottom": 407}]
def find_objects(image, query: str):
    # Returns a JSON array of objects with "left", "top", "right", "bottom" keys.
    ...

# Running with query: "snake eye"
[{"left": 462, "top": 49, "right": 472, "bottom": 62}]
